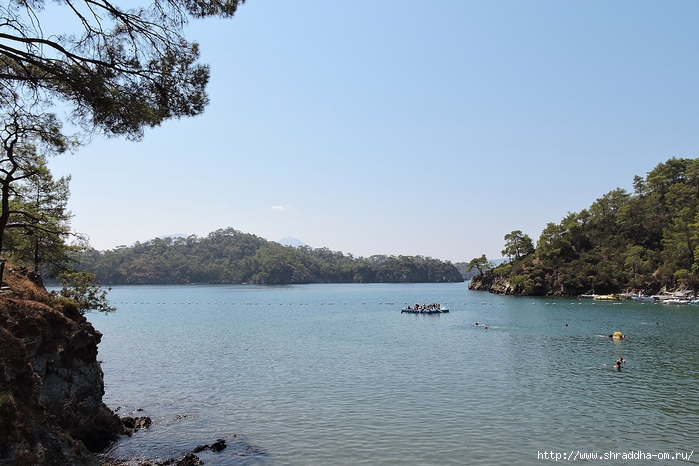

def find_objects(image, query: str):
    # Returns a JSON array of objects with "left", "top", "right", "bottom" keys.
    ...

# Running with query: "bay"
[{"left": 87, "top": 283, "right": 699, "bottom": 465}]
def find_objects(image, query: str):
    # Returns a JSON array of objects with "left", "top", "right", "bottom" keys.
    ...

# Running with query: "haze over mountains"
[{"left": 277, "top": 237, "right": 307, "bottom": 248}]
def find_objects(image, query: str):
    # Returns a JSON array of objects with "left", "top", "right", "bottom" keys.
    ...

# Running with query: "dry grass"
[{"left": 1, "top": 263, "right": 53, "bottom": 304}]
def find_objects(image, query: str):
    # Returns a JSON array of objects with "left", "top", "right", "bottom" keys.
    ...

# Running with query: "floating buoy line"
[{"left": 114, "top": 301, "right": 405, "bottom": 306}]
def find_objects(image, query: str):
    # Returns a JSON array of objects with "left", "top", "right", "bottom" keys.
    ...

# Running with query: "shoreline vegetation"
[
  {"left": 72, "top": 229, "right": 464, "bottom": 286},
  {"left": 467, "top": 158, "right": 699, "bottom": 297}
]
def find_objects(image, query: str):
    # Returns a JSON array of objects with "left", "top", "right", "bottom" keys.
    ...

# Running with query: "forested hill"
[
  {"left": 73, "top": 229, "right": 464, "bottom": 285},
  {"left": 470, "top": 157, "right": 699, "bottom": 296}
]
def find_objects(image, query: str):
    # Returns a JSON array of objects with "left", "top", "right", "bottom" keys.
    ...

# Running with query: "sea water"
[{"left": 86, "top": 283, "right": 699, "bottom": 465}]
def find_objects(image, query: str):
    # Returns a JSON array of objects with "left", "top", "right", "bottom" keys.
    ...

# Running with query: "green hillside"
[
  {"left": 470, "top": 157, "right": 699, "bottom": 296},
  {"left": 74, "top": 228, "right": 463, "bottom": 285}
]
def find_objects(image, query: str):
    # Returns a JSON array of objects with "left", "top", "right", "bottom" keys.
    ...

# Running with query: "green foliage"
[
  {"left": 0, "top": 0, "right": 245, "bottom": 141},
  {"left": 493, "top": 157, "right": 699, "bottom": 294},
  {"left": 0, "top": 395, "right": 8, "bottom": 424},
  {"left": 3, "top": 159, "right": 80, "bottom": 274},
  {"left": 54, "top": 271, "right": 115, "bottom": 315},
  {"left": 509, "top": 274, "right": 541, "bottom": 295},
  {"left": 466, "top": 254, "right": 494, "bottom": 277},
  {"left": 502, "top": 230, "right": 535, "bottom": 262},
  {"left": 0, "top": 108, "right": 77, "bottom": 259},
  {"left": 72, "top": 228, "right": 464, "bottom": 285}
]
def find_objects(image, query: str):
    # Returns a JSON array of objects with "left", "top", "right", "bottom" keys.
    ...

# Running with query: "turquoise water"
[{"left": 87, "top": 283, "right": 699, "bottom": 465}]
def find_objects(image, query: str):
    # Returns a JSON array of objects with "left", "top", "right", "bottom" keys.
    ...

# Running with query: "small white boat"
[
  {"left": 631, "top": 295, "right": 655, "bottom": 303},
  {"left": 663, "top": 298, "right": 691, "bottom": 305}
]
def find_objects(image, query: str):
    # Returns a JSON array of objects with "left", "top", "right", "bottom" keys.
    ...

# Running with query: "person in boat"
[{"left": 615, "top": 360, "right": 622, "bottom": 370}]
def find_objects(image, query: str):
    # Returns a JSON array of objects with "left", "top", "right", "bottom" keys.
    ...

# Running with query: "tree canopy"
[
  {"left": 71, "top": 228, "right": 464, "bottom": 285},
  {"left": 471, "top": 158, "right": 699, "bottom": 296},
  {"left": 465, "top": 254, "right": 493, "bottom": 278},
  {"left": 0, "top": 0, "right": 245, "bottom": 140},
  {"left": 3, "top": 158, "right": 78, "bottom": 274},
  {"left": 0, "top": 107, "right": 76, "bottom": 257},
  {"left": 501, "top": 230, "right": 534, "bottom": 262}
]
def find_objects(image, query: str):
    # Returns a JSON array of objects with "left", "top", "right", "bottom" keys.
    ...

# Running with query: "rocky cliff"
[
  {"left": 468, "top": 268, "right": 571, "bottom": 296},
  {"left": 0, "top": 266, "right": 124, "bottom": 466}
]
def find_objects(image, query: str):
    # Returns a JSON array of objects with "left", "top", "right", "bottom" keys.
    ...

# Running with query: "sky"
[{"left": 47, "top": 0, "right": 699, "bottom": 263}]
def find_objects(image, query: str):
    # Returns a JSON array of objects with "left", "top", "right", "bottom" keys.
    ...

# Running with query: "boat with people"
[
  {"left": 401, "top": 303, "right": 448, "bottom": 314},
  {"left": 401, "top": 308, "right": 442, "bottom": 314}
]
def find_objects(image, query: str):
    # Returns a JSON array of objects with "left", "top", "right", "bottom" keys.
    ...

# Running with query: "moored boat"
[
  {"left": 663, "top": 298, "right": 691, "bottom": 305},
  {"left": 631, "top": 294, "right": 656, "bottom": 303},
  {"left": 593, "top": 294, "right": 617, "bottom": 301},
  {"left": 657, "top": 291, "right": 694, "bottom": 305}
]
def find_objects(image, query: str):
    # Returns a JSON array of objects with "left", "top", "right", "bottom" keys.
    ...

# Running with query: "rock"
[
  {"left": 0, "top": 265, "right": 125, "bottom": 465},
  {"left": 209, "top": 438, "right": 226, "bottom": 452},
  {"left": 176, "top": 453, "right": 203, "bottom": 466},
  {"left": 191, "top": 438, "right": 226, "bottom": 453},
  {"left": 121, "top": 416, "right": 152, "bottom": 435}
]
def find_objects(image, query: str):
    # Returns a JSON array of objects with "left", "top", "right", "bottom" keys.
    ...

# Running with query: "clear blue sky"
[{"left": 48, "top": 0, "right": 699, "bottom": 263}]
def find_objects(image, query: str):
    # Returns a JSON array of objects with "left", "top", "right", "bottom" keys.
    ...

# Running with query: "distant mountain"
[
  {"left": 158, "top": 233, "right": 188, "bottom": 241},
  {"left": 278, "top": 237, "right": 306, "bottom": 247}
]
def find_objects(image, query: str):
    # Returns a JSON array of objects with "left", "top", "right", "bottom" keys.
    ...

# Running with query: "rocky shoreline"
[
  {"left": 467, "top": 269, "right": 671, "bottom": 297},
  {"left": 468, "top": 269, "right": 601, "bottom": 296},
  {"left": 0, "top": 266, "right": 125, "bottom": 465},
  {"left": 0, "top": 266, "right": 231, "bottom": 466}
]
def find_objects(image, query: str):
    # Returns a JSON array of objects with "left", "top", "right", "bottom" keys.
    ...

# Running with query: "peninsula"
[{"left": 468, "top": 157, "right": 699, "bottom": 297}]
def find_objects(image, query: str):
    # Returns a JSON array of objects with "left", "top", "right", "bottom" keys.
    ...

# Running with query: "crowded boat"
[{"left": 401, "top": 303, "right": 448, "bottom": 314}]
